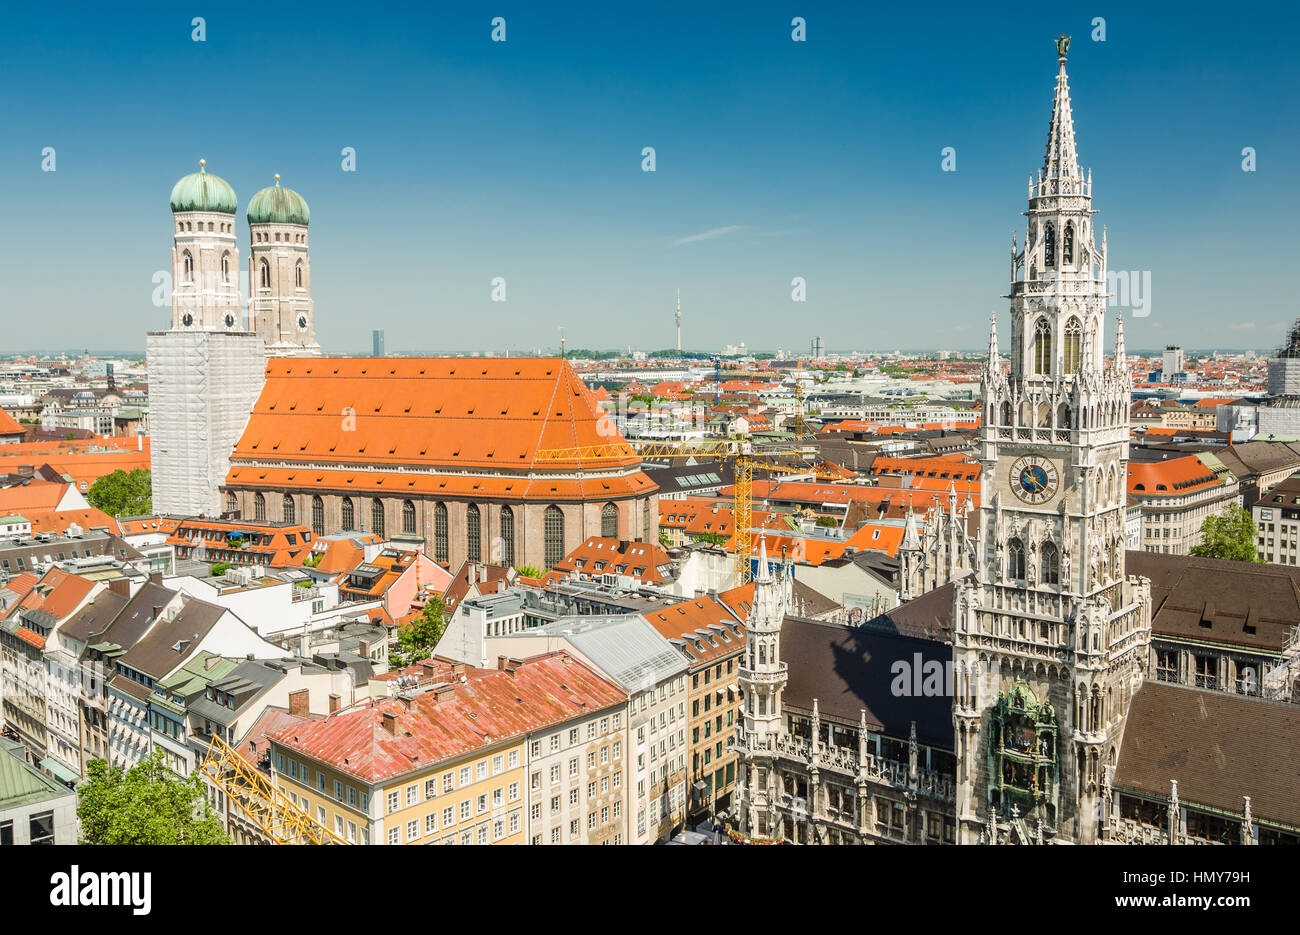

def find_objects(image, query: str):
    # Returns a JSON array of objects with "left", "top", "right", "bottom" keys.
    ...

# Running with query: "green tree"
[
  {"left": 77, "top": 750, "right": 229, "bottom": 845},
  {"left": 209, "top": 562, "right": 231, "bottom": 577},
  {"left": 1190, "top": 505, "right": 1261, "bottom": 563},
  {"left": 391, "top": 595, "right": 448, "bottom": 668},
  {"left": 87, "top": 467, "right": 152, "bottom": 516},
  {"left": 513, "top": 564, "right": 544, "bottom": 579}
]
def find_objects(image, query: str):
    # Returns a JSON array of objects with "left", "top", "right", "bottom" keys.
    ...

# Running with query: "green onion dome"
[
  {"left": 247, "top": 175, "right": 310, "bottom": 226},
  {"left": 169, "top": 159, "right": 238, "bottom": 214}
]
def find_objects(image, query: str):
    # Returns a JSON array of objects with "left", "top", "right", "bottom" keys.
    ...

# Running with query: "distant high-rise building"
[
  {"left": 373, "top": 330, "right": 385, "bottom": 357},
  {"left": 1162, "top": 345, "right": 1184, "bottom": 381},
  {"left": 675, "top": 290, "right": 682, "bottom": 353},
  {"left": 811, "top": 336, "right": 825, "bottom": 358}
]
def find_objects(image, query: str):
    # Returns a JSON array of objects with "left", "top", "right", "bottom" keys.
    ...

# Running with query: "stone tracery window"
[
  {"left": 500, "top": 506, "right": 515, "bottom": 568},
  {"left": 1043, "top": 223, "right": 1056, "bottom": 268},
  {"left": 434, "top": 502, "right": 448, "bottom": 563},
  {"left": 1063, "top": 318, "right": 1082, "bottom": 374},
  {"left": 544, "top": 505, "right": 565, "bottom": 569},
  {"left": 1008, "top": 538, "right": 1026, "bottom": 580},
  {"left": 1063, "top": 221, "right": 1074, "bottom": 265},
  {"left": 466, "top": 504, "right": 481, "bottom": 563},
  {"left": 601, "top": 502, "right": 618, "bottom": 539},
  {"left": 1041, "top": 541, "right": 1060, "bottom": 585},
  {"left": 341, "top": 497, "right": 354, "bottom": 530},
  {"left": 1033, "top": 319, "right": 1052, "bottom": 375},
  {"left": 282, "top": 494, "right": 295, "bottom": 524}
]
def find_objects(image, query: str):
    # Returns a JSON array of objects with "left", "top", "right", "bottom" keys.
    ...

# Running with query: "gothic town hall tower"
[{"left": 950, "top": 36, "right": 1151, "bottom": 845}]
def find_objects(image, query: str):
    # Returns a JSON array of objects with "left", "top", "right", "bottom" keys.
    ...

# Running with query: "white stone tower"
[
  {"left": 735, "top": 540, "right": 789, "bottom": 839},
  {"left": 247, "top": 176, "right": 320, "bottom": 356},
  {"left": 169, "top": 159, "right": 243, "bottom": 332},
  {"left": 148, "top": 161, "right": 266, "bottom": 517},
  {"left": 950, "top": 36, "right": 1151, "bottom": 845}
]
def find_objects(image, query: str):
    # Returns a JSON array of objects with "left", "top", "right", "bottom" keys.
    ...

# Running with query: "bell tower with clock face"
[{"left": 948, "top": 36, "right": 1151, "bottom": 845}]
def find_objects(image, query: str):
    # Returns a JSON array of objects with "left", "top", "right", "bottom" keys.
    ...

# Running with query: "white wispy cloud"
[
  {"left": 671, "top": 225, "right": 746, "bottom": 247},
  {"left": 1228, "top": 322, "right": 1256, "bottom": 331}
]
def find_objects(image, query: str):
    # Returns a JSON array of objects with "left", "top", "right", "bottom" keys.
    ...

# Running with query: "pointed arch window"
[
  {"left": 225, "top": 492, "right": 238, "bottom": 515},
  {"left": 1043, "top": 223, "right": 1056, "bottom": 269},
  {"left": 434, "top": 503, "right": 448, "bottom": 564},
  {"left": 544, "top": 505, "right": 565, "bottom": 569},
  {"left": 253, "top": 492, "right": 266, "bottom": 522},
  {"left": 341, "top": 497, "right": 354, "bottom": 530},
  {"left": 221, "top": 252, "right": 231, "bottom": 283},
  {"left": 402, "top": 499, "right": 416, "bottom": 535},
  {"left": 466, "top": 504, "right": 481, "bottom": 563},
  {"left": 1007, "top": 538, "right": 1026, "bottom": 580},
  {"left": 311, "top": 495, "right": 324, "bottom": 535},
  {"left": 500, "top": 507, "right": 515, "bottom": 568},
  {"left": 601, "top": 502, "right": 619, "bottom": 539},
  {"left": 1001, "top": 400, "right": 1013, "bottom": 426},
  {"left": 1042, "top": 542, "right": 1060, "bottom": 585},
  {"left": 259, "top": 259, "right": 271, "bottom": 289},
  {"left": 295, "top": 260, "right": 303, "bottom": 289},
  {"left": 1063, "top": 318, "right": 1082, "bottom": 374},
  {"left": 282, "top": 495, "right": 295, "bottom": 524},
  {"left": 371, "top": 499, "right": 385, "bottom": 539},
  {"left": 1063, "top": 222, "right": 1074, "bottom": 265},
  {"left": 1033, "top": 318, "right": 1052, "bottom": 375},
  {"left": 182, "top": 251, "right": 194, "bottom": 283}
]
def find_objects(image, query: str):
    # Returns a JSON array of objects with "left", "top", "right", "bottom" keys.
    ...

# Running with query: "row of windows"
[
  {"left": 385, "top": 751, "right": 522, "bottom": 813},
  {"left": 176, "top": 220, "right": 232, "bottom": 233},
  {"left": 253, "top": 231, "right": 306, "bottom": 243},
  {"left": 236, "top": 495, "right": 650, "bottom": 570}
]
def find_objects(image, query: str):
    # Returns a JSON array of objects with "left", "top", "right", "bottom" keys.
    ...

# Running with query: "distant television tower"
[{"left": 675, "top": 289, "right": 682, "bottom": 352}]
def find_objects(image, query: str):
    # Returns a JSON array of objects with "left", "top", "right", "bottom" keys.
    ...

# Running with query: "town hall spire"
[{"left": 1043, "top": 35, "right": 1080, "bottom": 185}]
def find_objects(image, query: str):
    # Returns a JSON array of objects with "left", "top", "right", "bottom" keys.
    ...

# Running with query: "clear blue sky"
[{"left": 2, "top": 1, "right": 1296, "bottom": 355}]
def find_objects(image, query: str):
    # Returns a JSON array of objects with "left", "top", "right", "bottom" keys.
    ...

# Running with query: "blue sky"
[{"left": 2, "top": 1, "right": 1297, "bottom": 355}]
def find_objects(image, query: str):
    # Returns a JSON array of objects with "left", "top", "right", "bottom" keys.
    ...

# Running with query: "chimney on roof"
[
  {"left": 358, "top": 640, "right": 370, "bottom": 658},
  {"left": 421, "top": 661, "right": 439, "bottom": 678},
  {"left": 497, "top": 656, "right": 522, "bottom": 675},
  {"left": 288, "top": 688, "right": 309, "bottom": 717},
  {"left": 108, "top": 578, "right": 131, "bottom": 597},
  {"left": 469, "top": 563, "right": 478, "bottom": 586},
  {"left": 381, "top": 710, "right": 399, "bottom": 735},
  {"left": 328, "top": 693, "right": 341, "bottom": 714},
  {"left": 450, "top": 662, "right": 466, "bottom": 677},
  {"left": 433, "top": 684, "right": 456, "bottom": 703}
]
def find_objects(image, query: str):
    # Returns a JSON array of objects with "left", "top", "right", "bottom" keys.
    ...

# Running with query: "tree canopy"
[
  {"left": 77, "top": 750, "right": 229, "bottom": 845},
  {"left": 1190, "top": 505, "right": 1261, "bottom": 563},
  {"left": 391, "top": 595, "right": 448, "bottom": 668},
  {"left": 87, "top": 467, "right": 152, "bottom": 516}
]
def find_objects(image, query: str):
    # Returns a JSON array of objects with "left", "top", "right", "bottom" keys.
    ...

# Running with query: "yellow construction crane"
[
  {"left": 198, "top": 733, "right": 347, "bottom": 845},
  {"left": 535, "top": 438, "right": 809, "bottom": 587}
]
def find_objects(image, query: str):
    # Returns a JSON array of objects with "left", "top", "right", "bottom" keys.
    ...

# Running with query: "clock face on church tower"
[{"left": 1009, "top": 455, "right": 1060, "bottom": 504}]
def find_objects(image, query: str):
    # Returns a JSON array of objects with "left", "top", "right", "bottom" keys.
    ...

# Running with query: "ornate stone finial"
[
  {"left": 199, "top": 158, "right": 206, "bottom": 171},
  {"left": 1055, "top": 34, "right": 1071, "bottom": 61}
]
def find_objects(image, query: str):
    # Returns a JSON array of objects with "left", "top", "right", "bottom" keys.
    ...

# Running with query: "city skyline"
[{"left": 3, "top": 2, "right": 1297, "bottom": 355}]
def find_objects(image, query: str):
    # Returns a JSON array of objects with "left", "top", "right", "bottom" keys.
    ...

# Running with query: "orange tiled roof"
[
  {"left": 1127, "top": 456, "right": 1224, "bottom": 496},
  {"left": 114, "top": 516, "right": 182, "bottom": 537},
  {"left": 868, "top": 455, "right": 980, "bottom": 482},
  {"left": 843, "top": 522, "right": 906, "bottom": 557},
  {"left": 2, "top": 572, "right": 40, "bottom": 603},
  {"left": 643, "top": 595, "right": 745, "bottom": 666},
  {"left": 270, "top": 653, "right": 626, "bottom": 784},
  {"left": 228, "top": 358, "right": 651, "bottom": 481},
  {"left": 5, "top": 568, "right": 96, "bottom": 624},
  {"left": 0, "top": 438, "right": 150, "bottom": 489},
  {"left": 0, "top": 481, "right": 73, "bottom": 513},
  {"left": 22, "top": 508, "right": 115, "bottom": 535},
  {"left": 553, "top": 537, "right": 673, "bottom": 585},
  {"left": 0, "top": 407, "right": 23, "bottom": 437}
]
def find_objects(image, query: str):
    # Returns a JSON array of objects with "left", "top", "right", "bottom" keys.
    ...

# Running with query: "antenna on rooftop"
[{"left": 675, "top": 289, "right": 682, "bottom": 353}]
